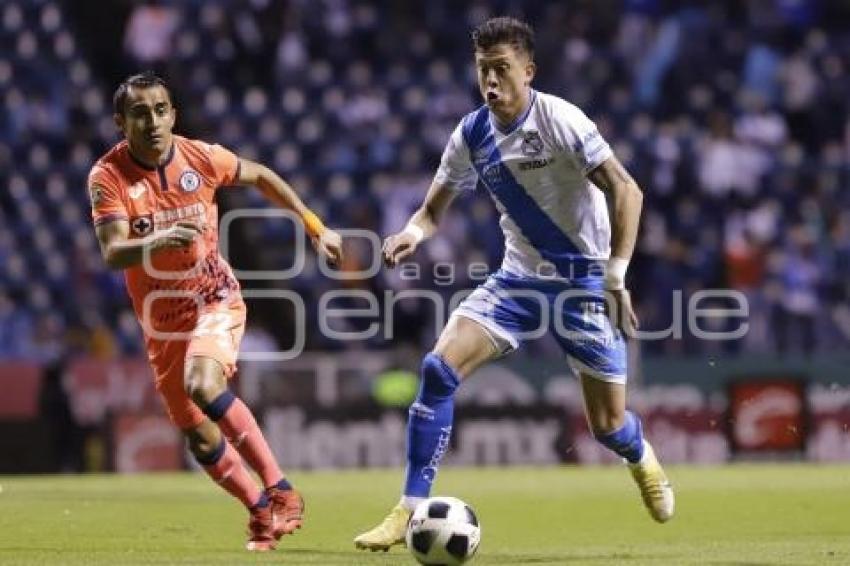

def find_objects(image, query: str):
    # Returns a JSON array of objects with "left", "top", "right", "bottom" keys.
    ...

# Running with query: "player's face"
[
  {"left": 475, "top": 44, "right": 535, "bottom": 123},
  {"left": 114, "top": 85, "right": 176, "bottom": 162}
]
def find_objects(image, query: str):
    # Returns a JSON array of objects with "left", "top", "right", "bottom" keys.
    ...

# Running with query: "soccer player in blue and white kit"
[{"left": 355, "top": 17, "right": 674, "bottom": 551}]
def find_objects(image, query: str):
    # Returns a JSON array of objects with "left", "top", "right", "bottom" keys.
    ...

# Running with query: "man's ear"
[
  {"left": 525, "top": 60, "right": 536, "bottom": 86},
  {"left": 113, "top": 113, "right": 124, "bottom": 133}
]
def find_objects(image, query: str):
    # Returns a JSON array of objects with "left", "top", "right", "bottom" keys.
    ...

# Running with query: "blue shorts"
[{"left": 452, "top": 270, "right": 627, "bottom": 383}]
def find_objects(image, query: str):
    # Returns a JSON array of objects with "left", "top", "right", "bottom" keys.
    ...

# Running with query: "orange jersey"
[{"left": 88, "top": 136, "right": 242, "bottom": 334}]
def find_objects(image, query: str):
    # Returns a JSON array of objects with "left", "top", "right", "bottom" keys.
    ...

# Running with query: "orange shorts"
[{"left": 146, "top": 298, "right": 246, "bottom": 430}]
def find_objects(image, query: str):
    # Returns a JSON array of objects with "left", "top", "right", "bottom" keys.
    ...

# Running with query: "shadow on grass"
[
  {"left": 1, "top": 547, "right": 795, "bottom": 566},
  {"left": 474, "top": 551, "right": 642, "bottom": 564},
  {"left": 280, "top": 548, "right": 630, "bottom": 565}
]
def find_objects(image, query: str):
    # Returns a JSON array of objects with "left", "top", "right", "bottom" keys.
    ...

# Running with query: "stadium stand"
[{"left": 1, "top": 0, "right": 849, "bottom": 363}]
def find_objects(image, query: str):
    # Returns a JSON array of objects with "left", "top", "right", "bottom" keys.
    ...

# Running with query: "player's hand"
[
  {"left": 606, "top": 288, "right": 639, "bottom": 338},
  {"left": 156, "top": 221, "right": 204, "bottom": 249},
  {"left": 382, "top": 231, "right": 419, "bottom": 268},
  {"left": 312, "top": 229, "right": 343, "bottom": 266}
]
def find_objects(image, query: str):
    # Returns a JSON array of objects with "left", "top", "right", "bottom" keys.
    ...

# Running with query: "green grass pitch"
[{"left": 1, "top": 465, "right": 848, "bottom": 565}]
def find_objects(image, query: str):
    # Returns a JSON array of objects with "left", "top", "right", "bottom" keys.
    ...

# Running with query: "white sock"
[{"left": 400, "top": 495, "right": 425, "bottom": 511}]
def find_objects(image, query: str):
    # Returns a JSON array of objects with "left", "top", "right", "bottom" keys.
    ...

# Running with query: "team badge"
[
  {"left": 179, "top": 169, "right": 201, "bottom": 192},
  {"left": 521, "top": 130, "right": 544, "bottom": 156},
  {"left": 130, "top": 215, "right": 154, "bottom": 236}
]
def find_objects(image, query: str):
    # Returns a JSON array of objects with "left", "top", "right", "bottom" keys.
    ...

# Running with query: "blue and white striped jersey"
[{"left": 434, "top": 90, "right": 613, "bottom": 281}]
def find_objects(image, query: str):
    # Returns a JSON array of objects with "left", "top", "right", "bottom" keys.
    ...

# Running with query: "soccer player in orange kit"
[{"left": 88, "top": 72, "right": 343, "bottom": 551}]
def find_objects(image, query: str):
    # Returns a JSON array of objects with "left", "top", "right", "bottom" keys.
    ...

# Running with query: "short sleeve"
[
  {"left": 433, "top": 123, "right": 478, "bottom": 192},
  {"left": 207, "top": 143, "right": 240, "bottom": 187},
  {"left": 551, "top": 102, "right": 613, "bottom": 175},
  {"left": 88, "top": 164, "right": 127, "bottom": 227}
]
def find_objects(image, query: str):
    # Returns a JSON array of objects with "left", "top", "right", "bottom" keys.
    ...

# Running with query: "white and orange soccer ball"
[{"left": 406, "top": 496, "right": 481, "bottom": 565}]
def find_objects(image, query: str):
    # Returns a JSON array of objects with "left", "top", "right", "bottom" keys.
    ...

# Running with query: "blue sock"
[
  {"left": 252, "top": 492, "right": 270, "bottom": 509},
  {"left": 594, "top": 411, "right": 645, "bottom": 464},
  {"left": 404, "top": 353, "right": 460, "bottom": 497},
  {"left": 194, "top": 438, "right": 226, "bottom": 466},
  {"left": 202, "top": 390, "right": 235, "bottom": 421},
  {"left": 273, "top": 478, "right": 293, "bottom": 491}
]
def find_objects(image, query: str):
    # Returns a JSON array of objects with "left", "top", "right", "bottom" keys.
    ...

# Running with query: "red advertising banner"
[
  {"left": 728, "top": 378, "right": 806, "bottom": 452},
  {"left": 0, "top": 362, "right": 43, "bottom": 419},
  {"left": 65, "top": 358, "right": 162, "bottom": 426},
  {"left": 112, "top": 413, "right": 183, "bottom": 473}
]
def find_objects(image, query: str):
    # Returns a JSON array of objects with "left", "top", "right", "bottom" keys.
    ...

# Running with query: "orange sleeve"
[
  {"left": 207, "top": 143, "right": 240, "bottom": 188},
  {"left": 88, "top": 164, "right": 128, "bottom": 227}
]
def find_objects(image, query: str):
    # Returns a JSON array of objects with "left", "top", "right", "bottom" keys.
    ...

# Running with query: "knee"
[
  {"left": 187, "top": 434, "right": 215, "bottom": 457},
  {"left": 433, "top": 317, "right": 496, "bottom": 377},
  {"left": 184, "top": 424, "right": 222, "bottom": 460},
  {"left": 184, "top": 363, "right": 226, "bottom": 408},
  {"left": 591, "top": 411, "right": 639, "bottom": 445},
  {"left": 588, "top": 412, "right": 626, "bottom": 438},
  {"left": 417, "top": 353, "right": 460, "bottom": 401}
]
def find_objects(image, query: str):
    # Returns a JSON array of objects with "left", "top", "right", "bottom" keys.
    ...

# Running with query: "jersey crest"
[
  {"left": 521, "top": 130, "right": 544, "bottom": 156},
  {"left": 179, "top": 169, "right": 201, "bottom": 192}
]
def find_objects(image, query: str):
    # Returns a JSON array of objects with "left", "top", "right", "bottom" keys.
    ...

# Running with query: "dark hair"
[
  {"left": 471, "top": 17, "right": 535, "bottom": 58},
  {"left": 112, "top": 71, "right": 172, "bottom": 116}
]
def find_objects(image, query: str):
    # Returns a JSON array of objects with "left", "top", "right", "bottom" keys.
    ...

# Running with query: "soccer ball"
[{"left": 406, "top": 496, "right": 481, "bottom": 565}]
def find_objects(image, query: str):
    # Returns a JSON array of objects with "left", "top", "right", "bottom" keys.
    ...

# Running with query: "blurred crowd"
[{"left": 1, "top": 0, "right": 849, "bottom": 363}]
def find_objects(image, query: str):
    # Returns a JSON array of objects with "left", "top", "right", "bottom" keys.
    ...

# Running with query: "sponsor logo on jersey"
[
  {"left": 472, "top": 146, "right": 492, "bottom": 167},
  {"left": 521, "top": 130, "right": 544, "bottom": 156},
  {"left": 481, "top": 163, "right": 504, "bottom": 185},
  {"left": 89, "top": 186, "right": 102, "bottom": 207},
  {"left": 518, "top": 157, "right": 553, "bottom": 171},
  {"left": 128, "top": 182, "right": 147, "bottom": 200},
  {"left": 153, "top": 202, "right": 205, "bottom": 228},
  {"left": 574, "top": 129, "right": 606, "bottom": 165},
  {"left": 130, "top": 214, "right": 154, "bottom": 236},
  {"left": 179, "top": 169, "right": 201, "bottom": 192}
]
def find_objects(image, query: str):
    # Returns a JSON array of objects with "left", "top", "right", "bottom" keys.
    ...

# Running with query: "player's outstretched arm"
[
  {"left": 95, "top": 215, "right": 203, "bottom": 270},
  {"left": 588, "top": 155, "right": 644, "bottom": 335},
  {"left": 382, "top": 181, "right": 457, "bottom": 268},
  {"left": 237, "top": 158, "right": 343, "bottom": 266}
]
